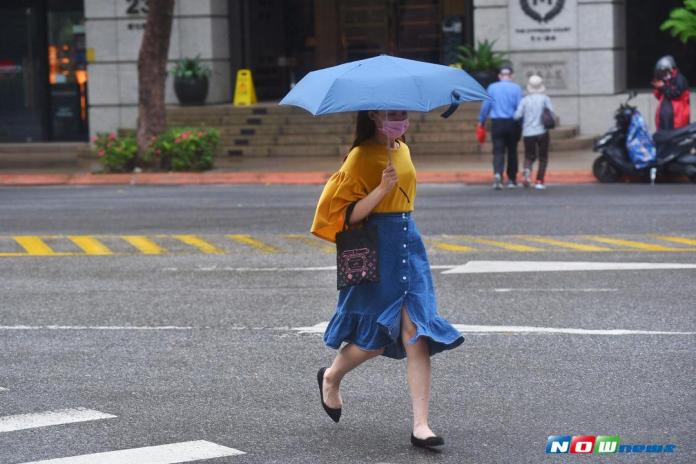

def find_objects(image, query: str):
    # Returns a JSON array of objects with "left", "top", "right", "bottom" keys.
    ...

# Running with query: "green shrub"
[
  {"left": 148, "top": 127, "right": 219, "bottom": 171},
  {"left": 455, "top": 40, "right": 508, "bottom": 73},
  {"left": 92, "top": 132, "right": 138, "bottom": 173},
  {"left": 170, "top": 56, "right": 211, "bottom": 79}
]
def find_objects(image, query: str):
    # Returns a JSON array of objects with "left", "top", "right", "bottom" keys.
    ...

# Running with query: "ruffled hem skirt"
[{"left": 323, "top": 212, "right": 464, "bottom": 360}]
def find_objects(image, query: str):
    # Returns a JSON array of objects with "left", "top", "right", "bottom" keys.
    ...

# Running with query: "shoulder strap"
[{"left": 343, "top": 202, "right": 357, "bottom": 230}]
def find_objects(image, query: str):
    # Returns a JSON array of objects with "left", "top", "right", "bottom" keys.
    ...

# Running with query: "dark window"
[{"left": 626, "top": 0, "right": 696, "bottom": 89}]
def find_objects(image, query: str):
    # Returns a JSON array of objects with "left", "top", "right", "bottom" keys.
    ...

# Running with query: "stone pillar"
[
  {"left": 474, "top": 0, "right": 627, "bottom": 135},
  {"left": 85, "top": 0, "right": 231, "bottom": 138}
]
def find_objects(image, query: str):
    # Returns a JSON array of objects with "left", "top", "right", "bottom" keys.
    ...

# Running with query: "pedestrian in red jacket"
[{"left": 651, "top": 55, "right": 691, "bottom": 131}]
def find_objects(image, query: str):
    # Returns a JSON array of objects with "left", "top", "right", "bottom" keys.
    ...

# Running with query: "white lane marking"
[
  {"left": 291, "top": 321, "right": 695, "bottom": 336},
  {"left": 0, "top": 408, "right": 116, "bottom": 433},
  {"left": 18, "top": 440, "right": 245, "bottom": 464},
  {"left": 0, "top": 387, "right": 7, "bottom": 391},
  {"left": 163, "top": 265, "right": 455, "bottom": 272},
  {"left": 442, "top": 261, "right": 696, "bottom": 274},
  {"left": 485, "top": 288, "right": 618, "bottom": 293},
  {"left": 451, "top": 325, "right": 696, "bottom": 335},
  {"left": 0, "top": 325, "right": 199, "bottom": 330}
]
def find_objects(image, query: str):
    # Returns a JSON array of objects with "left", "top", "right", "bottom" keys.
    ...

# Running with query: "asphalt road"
[{"left": 1, "top": 184, "right": 695, "bottom": 463}]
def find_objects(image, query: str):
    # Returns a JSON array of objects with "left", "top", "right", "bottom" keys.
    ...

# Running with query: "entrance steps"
[
  {"left": 0, "top": 142, "right": 88, "bottom": 170},
  {"left": 166, "top": 103, "right": 595, "bottom": 166}
]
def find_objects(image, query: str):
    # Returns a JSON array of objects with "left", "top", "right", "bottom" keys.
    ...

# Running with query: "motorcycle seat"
[{"left": 653, "top": 123, "right": 696, "bottom": 145}]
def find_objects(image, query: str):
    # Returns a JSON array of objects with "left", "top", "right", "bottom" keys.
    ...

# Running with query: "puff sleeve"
[{"left": 311, "top": 170, "right": 368, "bottom": 243}]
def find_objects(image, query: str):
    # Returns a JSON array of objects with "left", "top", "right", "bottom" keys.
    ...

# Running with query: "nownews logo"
[{"left": 546, "top": 435, "right": 677, "bottom": 454}]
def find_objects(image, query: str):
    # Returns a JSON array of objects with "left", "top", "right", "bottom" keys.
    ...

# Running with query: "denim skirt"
[{"left": 323, "top": 212, "right": 464, "bottom": 359}]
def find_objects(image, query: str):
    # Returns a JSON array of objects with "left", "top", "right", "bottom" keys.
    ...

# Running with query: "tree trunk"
[{"left": 136, "top": 0, "right": 175, "bottom": 168}]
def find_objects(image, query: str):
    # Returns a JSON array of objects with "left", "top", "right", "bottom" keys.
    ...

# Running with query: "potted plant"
[
  {"left": 171, "top": 56, "right": 211, "bottom": 106},
  {"left": 455, "top": 40, "right": 509, "bottom": 89}
]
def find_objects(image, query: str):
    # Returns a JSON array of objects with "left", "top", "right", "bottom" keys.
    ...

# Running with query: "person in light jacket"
[{"left": 514, "top": 75, "right": 555, "bottom": 190}]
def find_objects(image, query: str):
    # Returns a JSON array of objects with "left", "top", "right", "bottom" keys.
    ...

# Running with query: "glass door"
[
  {"left": 0, "top": 0, "right": 48, "bottom": 142},
  {"left": 46, "top": 0, "right": 88, "bottom": 141}
]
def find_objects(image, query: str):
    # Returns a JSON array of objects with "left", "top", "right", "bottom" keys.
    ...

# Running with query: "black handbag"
[
  {"left": 542, "top": 107, "right": 556, "bottom": 130},
  {"left": 335, "top": 202, "right": 379, "bottom": 290}
]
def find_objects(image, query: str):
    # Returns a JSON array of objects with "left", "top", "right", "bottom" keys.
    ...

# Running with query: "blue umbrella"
[{"left": 279, "top": 54, "right": 491, "bottom": 117}]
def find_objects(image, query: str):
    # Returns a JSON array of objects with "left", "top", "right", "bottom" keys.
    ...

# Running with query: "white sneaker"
[
  {"left": 535, "top": 181, "right": 547, "bottom": 190},
  {"left": 493, "top": 174, "right": 503, "bottom": 190},
  {"left": 507, "top": 181, "right": 519, "bottom": 189}
]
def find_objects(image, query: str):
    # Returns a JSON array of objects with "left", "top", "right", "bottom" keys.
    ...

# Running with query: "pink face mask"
[{"left": 379, "top": 118, "right": 410, "bottom": 140}]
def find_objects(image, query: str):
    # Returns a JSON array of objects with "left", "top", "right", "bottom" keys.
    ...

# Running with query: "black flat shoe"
[
  {"left": 317, "top": 367, "right": 341, "bottom": 423},
  {"left": 411, "top": 433, "right": 444, "bottom": 450}
]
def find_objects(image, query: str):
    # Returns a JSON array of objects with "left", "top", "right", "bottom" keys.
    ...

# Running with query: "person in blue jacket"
[{"left": 478, "top": 64, "right": 523, "bottom": 190}]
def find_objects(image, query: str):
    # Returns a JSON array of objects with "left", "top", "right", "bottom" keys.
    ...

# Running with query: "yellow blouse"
[{"left": 311, "top": 140, "right": 416, "bottom": 243}]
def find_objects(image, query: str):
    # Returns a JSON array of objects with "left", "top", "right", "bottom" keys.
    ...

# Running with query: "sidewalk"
[{"left": 0, "top": 150, "right": 598, "bottom": 186}]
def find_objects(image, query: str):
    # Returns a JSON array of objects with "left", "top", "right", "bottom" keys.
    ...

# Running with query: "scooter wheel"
[{"left": 593, "top": 156, "right": 619, "bottom": 183}]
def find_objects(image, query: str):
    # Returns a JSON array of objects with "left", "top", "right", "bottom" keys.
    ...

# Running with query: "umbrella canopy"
[{"left": 279, "top": 54, "right": 491, "bottom": 117}]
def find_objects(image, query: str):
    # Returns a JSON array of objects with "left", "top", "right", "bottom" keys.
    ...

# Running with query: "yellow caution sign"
[{"left": 233, "top": 69, "right": 257, "bottom": 106}]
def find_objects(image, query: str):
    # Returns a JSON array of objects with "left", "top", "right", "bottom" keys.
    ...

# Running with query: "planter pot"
[
  {"left": 174, "top": 76, "right": 208, "bottom": 106},
  {"left": 471, "top": 70, "right": 497, "bottom": 89}
]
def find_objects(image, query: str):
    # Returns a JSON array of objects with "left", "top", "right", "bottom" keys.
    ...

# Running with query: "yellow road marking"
[
  {"left": 285, "top": 235, "right": 333, "bottom": 254},
  {"left": 652, "top": 235, "right": 696, "bottom": 247},
  {"left": 173, "top": 234, "right": 224, "bottom": 254},
  {"left": 516, "top": 236, "right": 613, "bottom": 252},
  {"left": 13, "top": 236, "right": 59, "bottom": 255},
  {"left": 584, "top": 236, "right": 687, "bottom": 252},
  {"left": 68, "top": 236, "right": 113, "bottom": 255},
  {"left": 456, "top": 236, "right": 542, "bottom": 252},
  {"left": 122, "top": 236, "right": 166, "bottom": 254},
  {"left": 430, "top": 240, "right": 475, "bottom": 252},
  {"left": 227, "top": 234, "right": 280, "bottom": 253}
]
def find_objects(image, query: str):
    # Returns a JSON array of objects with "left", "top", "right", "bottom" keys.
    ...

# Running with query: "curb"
[{"left": 0, "top": 171, "right": 596, "bottom": 187}]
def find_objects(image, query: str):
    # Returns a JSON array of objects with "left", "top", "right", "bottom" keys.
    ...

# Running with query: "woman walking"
[
  {"left": 514, "top": 75, "right": 555, "bottom": 189},
  {"left": 311, "top": 109, "right": 464, "bottom": 450}
]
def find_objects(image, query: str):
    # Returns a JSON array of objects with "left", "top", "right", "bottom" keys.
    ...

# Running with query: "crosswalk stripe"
[
  {"left": 227, "top": 234, "right": 280, "bottom": 253},
  {"left": 121, "top": 236, "right": 166, "bottom": 254},
  {"left": 172, "top": 235, "right": 224, "bottom": 254},
  {"left": 584, "top": 236, "right": 687, "bottom": 252},
  {"left": 68, "top": 236, "right": 113, "bottom": 256},
  {"left": 430, "top": 240, "right": 475, "bottom": 252},
  {"left": 0, "top": 408, "right": 116, "bottom": 433},
  {"left": 456, "top": 236, "right": 542, "bottom": 252},
  {"left": 13, "top": 236, "right": 60, "bottom": 256},
  {"left": 284, "top": 234, "right": 334, "bottom": 254},
  {"left": 516, "top": 236, "right": 613, "bottom": 252},
  {"left": 652, "top": 235, "right": 696, "bottom": 247},
  {"left": 17, "top": 440, "right": 245, "bottom": 464},
  {"left": 0, "top": 386, "right": 7, "bottom": 391}
]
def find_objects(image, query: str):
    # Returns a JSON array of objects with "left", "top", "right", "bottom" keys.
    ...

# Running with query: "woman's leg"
[
  {"left": 537, "top": 132, "right": 550, "bottom": 182},
  {"left": 522, "top": 136, "right": 536, "bottom": 187},
  {"left": 323, "top": 343, "right": 383, "bottom": 409},
  {"left": 401, "top": 306, "right": 435, "bottom": 439}
]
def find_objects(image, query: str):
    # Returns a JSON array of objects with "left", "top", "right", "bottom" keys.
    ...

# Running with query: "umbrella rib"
[
  {"left": 387, "top": 58, "right": 429, "bottom": 111},
  {"left": 315, "top": 62, "right": 364, "bottom": 115}
]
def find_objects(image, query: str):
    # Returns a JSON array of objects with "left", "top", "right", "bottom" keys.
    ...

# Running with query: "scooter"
[{"left": 592, "top": 91, "right": 696, "bottom": 183}]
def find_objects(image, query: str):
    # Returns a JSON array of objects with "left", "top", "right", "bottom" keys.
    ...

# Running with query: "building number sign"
[{"left": 126, "top": 0, "right": 149, "bottom": 15}]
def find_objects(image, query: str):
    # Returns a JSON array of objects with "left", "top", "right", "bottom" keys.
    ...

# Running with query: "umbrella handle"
[{"left": 440, "top": 90, "right": 461, "bottom": 119}]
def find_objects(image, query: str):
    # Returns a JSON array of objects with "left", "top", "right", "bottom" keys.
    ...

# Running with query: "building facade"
[{"left": 0, "top": 0, "right": 693, "bottom": 144}]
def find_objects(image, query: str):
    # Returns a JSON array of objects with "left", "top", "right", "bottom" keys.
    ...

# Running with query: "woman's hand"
[
  {"left": 378, "top": 158, "right": 398, "bottom": 194},
  {"left": 349, "top": 159, "right": 399, "bottom": 224}
]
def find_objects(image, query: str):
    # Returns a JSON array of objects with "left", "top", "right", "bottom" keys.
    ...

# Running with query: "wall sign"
[
  {"left": 518, "top": 60, "right": 569, "bottom": 90},
  {"left": 509, "top": 0, "right": 577, "bottom": 50},
  {"left": 125, "top": 0, "right": 148, "bottom": 31}
]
